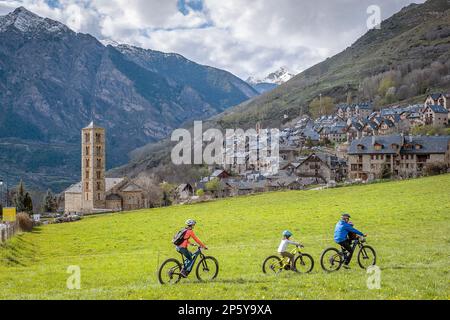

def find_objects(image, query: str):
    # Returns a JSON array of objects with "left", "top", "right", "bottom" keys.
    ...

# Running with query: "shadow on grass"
[
  {"left": 0, "top": 233, "right": 38, "bottom": 267},
  {"left": 30, "top": 227, "right": 43, "bottom": 235}
]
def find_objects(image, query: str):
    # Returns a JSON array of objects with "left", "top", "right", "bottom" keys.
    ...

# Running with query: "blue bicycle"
[{"left": 158, "top": 244, "right": 219, "bottom": 285}]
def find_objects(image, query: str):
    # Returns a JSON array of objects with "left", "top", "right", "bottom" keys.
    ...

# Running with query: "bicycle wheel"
[
  {"left": 320, "top": 248, "right": 344, "bottom": 272},
  {"left": 196, "top": 256, "right": 219, "bottom": 282},
  {"left": 358, "top": 245, "right": 377, "bottom": 269},
  {"left": 294, "top": 253, "right": 315, "bottom": 274},
  {"left": 262, "top": 256, "right": 283, "bottom": 274},
  {"left": 158, "top": 259, "right": 183, "bottom": 285}
]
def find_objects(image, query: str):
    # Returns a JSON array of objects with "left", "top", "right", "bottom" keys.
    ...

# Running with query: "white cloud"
[{"left": 0, "top": 0, "right": 426, "bottom": 79}]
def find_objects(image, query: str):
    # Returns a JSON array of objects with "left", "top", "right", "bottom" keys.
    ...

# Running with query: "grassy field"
[{"left": 1, "top": 175, "right": 449, "bottom": 300}]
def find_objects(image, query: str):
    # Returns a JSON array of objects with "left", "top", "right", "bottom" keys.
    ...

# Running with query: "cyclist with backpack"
[{"left": 173, "top": 219, "right": 208, "bottom": 278}]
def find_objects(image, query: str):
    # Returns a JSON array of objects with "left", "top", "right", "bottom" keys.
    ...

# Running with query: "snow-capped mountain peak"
[
  {"left": 0, "top": 6, "right": 69, "bottom": 33},
  {"left": 247, "top": 67, "right": 296, "bottom": 86}
]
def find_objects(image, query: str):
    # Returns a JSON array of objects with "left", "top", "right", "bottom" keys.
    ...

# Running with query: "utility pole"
[
  {"left": 0, "top": 175, "right": 7, "bottom": 208},
  {"left": 0, "top": 179, "right": 3, "bottom": 208},
  {"left": 5, "top": 174, "right": 8, "bottom": 207}
]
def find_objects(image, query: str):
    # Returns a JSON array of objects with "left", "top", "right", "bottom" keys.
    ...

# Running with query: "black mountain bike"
[
  {"left": 158, "top": 244, "right": 219, "bottom": 285},
  {"left": 320, "top": 237, "right": 376, "bottom": 272}
]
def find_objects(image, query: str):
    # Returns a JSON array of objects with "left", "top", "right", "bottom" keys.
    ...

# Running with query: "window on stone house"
[
  {"left": 97, "top": 158, "right": 102, "bottom": 168},
  {"left": 98, "top": 193, "right": 101, "bottom": 201},
  {"left": 97, "top": 182, "right": 101, "bottom": 191},
  {"left": 85, "top": 171, "right": 90, "bottom": 179},
  {"left": 97, "top": 171, "right": 101, "bottom": 179},
  {"left": 85, "top": 146, "right": 89, "bottom": 155},
  {"left": 96, "top": 133, "right": 101, "bottom": 143},
  {"left": 85, "top": 133, "right": 90, "bottom": 143},
  {"left": 85, "top": 182, "right": 89, "bottom": 192},
  {"left": 85, "top": 158, "right": 90, "bottom": 168}
]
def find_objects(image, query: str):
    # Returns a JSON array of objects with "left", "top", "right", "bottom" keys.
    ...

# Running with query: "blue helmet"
[{"left": 282, "top": 230, "right": 293, "bottom": 238}]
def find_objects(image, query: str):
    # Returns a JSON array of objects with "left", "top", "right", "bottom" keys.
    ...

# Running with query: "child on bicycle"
[{"left": 278, "top": 230, "right": 304, "bottom": 271}]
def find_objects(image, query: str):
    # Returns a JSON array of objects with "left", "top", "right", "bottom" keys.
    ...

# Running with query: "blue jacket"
[{"left": 334, "top": 220, "right": 364, "bottom": 243}]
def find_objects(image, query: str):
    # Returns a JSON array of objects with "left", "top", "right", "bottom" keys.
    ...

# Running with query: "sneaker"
[{"left": 180, "top": 269, "right": 189, "bottom": 278}]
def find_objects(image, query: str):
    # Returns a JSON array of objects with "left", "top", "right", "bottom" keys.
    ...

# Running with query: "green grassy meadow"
[{"left": 1, "top": 175, "right": 449, "bottom": 300}]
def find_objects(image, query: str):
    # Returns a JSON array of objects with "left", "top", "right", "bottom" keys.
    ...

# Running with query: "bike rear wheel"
[
  {"left": 262, "top": 256, "right": 283, "bottom": 274},
  {"left": 158, "top": 258, "right": 183, "bottom": 285},
  {"left": 320, "top": 248, "right": 344, "bottom": 272},
  {"left": 358, "top": 245, "right": 377, "bottom": 269},
  {"left": 196, "top": 256, "right": 219, "bottom": 282},
  {"left": 294, "top": 253, "right": 314, "bottom": 274}
]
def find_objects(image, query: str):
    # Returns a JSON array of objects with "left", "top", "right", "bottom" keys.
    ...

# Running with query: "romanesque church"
[{"left": 64, "top": 122, "right": 147, "bottom": 214}]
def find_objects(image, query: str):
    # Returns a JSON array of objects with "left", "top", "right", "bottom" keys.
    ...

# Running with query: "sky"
[{"left": 0, "top": 0, "right": 426, "bottom": 80}]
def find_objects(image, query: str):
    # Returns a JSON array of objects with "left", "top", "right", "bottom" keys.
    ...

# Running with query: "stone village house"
[
  {"left": 348, "top": 135, "right": 450, "bottom": 181},
  {"left": 424, "top": 93, "right": 450, "bottom": 118},
  {"left": 422, "top": 104, "right": 449, "bottom": 127}
]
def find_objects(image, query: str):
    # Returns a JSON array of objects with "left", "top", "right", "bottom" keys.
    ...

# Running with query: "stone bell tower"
[{"left": 81, "top": 122, "right": 106, "bottom": 212}]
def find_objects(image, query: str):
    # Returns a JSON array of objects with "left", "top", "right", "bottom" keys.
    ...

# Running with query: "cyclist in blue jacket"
[{"left": 334, "top": 213, "right": 367, "bottom": 268}]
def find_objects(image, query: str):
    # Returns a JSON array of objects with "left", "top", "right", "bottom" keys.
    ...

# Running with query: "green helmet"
[{"left": 283, "top": 230, "right": 293, "bottom": 238}]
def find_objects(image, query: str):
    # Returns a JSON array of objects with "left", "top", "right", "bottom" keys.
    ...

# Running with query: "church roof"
[
  {"left": 83, "top": 121, "right": 103, "bottom": 129},
  {"left": 64, "top": 178, "right": 126, "bottom": 194},
  {"left": 121, "top": 183, "right": 144, "bottom": 192},
  {"left": 106, "top": 178, "right": 126, "bottom": 192},
  {"left": 65, "top": 182, "right": 82, "bottom": 193}
]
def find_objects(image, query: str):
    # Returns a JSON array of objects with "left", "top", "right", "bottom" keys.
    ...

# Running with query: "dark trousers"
[
  {"left": 177, "top": 247, "right": 194, "bottom": 272},
  {"left": 338, "top": 239, "right": 354, "bottom": 265}
]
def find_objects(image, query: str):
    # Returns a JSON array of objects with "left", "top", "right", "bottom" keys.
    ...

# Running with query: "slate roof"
[
  {"left": 65, "top": 182, "right": 82, "bottom": 193},
  {"left": 64, "top": 177, "right": 126, "bottom": 194},
  {"left": 83, "top": 121, "right": 103, "bottom": 129},
  {"left": 349, "top": 136, "right": 404, "bottom": 155},
  {"left": 425, "top": 104, "right": 449, "bottom": 114},
  {"left": 106, "top": 178, "right": 126, "bottom": 191},
  {"left": 429, "top": 93, "right": 443, "bottom": 101},
  {"left": 402, "top": 136, "right": 450, "bottom": 155},
  {"left": 121, "top": 183, "right": 144, "bottom": 192},
  {"left": 349, "top": 135, "right": 450, "bottom": 155},
  {"left": 301, "top": 128, "right": 320, "bottom": 141}
]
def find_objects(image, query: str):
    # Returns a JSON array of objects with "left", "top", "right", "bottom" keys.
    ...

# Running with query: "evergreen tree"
[
  {"left": 42, "top": 189, "right": 57, "bottom": 213},
  {"left": 14, "top": 181, "right": 26, "bottom": 212},
  {"left": 13, "top": 181, "right": 33, "bottom": 214},
  {"left": 24, "top": 192, "right": 33, "bottom": 214}
]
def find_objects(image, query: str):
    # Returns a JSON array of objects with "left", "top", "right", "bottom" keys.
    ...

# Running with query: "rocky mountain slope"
[
  {"left": 113, "top": 0, "right": 450, "bottom": 181},
  {"left": 219, "top": 0, "right": 450, "bottom": 128},
  {"left": 0, "top": 7, "right": 257, "bottom": 191}
]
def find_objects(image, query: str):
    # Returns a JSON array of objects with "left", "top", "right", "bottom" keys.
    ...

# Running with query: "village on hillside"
[
  {"left": 181, "top": 93, "right": 450, "bottom": 201},
  {"left": 59, "top": 92, "right": 450, "bottom": 215}
]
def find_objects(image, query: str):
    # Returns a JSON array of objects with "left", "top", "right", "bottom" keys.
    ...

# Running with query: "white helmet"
[{"left": 185, "top": 219, "right": 197, "bottom": 227}]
